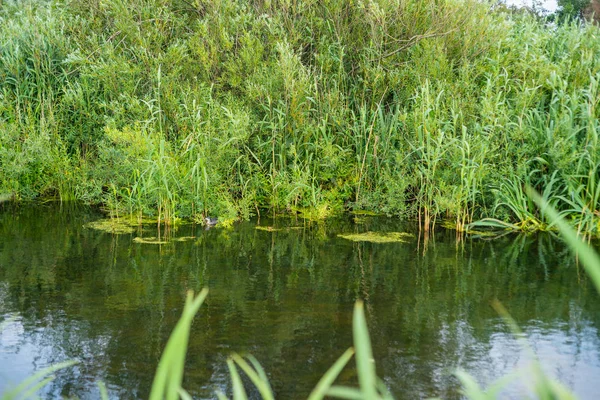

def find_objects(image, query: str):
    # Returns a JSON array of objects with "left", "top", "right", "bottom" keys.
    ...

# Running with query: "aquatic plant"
[
  {"left": 338, "top": 231, "right": 414, "bottom": 243},
  {"left": 0, "top": 0, "right": 598, "bottom": 235},
  {"left": 84, "top": 218, "right": 138, "bottom": 234}
]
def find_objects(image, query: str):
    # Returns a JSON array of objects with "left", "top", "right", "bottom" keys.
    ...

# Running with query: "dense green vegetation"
[
  {"left": 556, "top": 0, "right": 591, "bottom": 21},
  {"left": 0, "top": 0, "right": 599, "bottom": 235}
]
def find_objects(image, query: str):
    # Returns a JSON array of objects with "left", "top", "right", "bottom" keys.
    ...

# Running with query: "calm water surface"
[{"left": 0, "top": 205, "right": 599, "bottom": 399}]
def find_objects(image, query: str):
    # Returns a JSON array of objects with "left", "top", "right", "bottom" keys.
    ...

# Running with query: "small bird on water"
[{"left": 204, "top": 217, "right": 218, "bottom": 227}]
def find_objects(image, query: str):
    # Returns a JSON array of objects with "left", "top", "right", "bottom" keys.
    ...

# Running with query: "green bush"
[{"left": 0, "top": 0, "right": 598, "bottom": 234}]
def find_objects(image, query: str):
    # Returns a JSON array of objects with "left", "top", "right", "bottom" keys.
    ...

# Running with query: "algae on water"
[
  {"left": 84, "top": 218, "right": 137, "bottom": 234},
  {"left": 133, "top": 237, "right": 169, "bottom": 245},
  {"left": 255, "top": 226, "right": 303, "bottom": 232},
  {"left": 350, "top": 210, "right": 381, "bottom": 216},
  {"left": 171, "top": 236, "right": 196, "bottom": 242},
  {"left": 132, "top": 236, "right": 195, "bottom": 244},
  {"left": 338, "top": 231, "right": 414, "bottom": 243}
]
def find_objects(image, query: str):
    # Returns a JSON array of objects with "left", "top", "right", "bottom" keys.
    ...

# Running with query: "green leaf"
[
  {"left": 353, "top": 300, "right": 378, "bottom": 399},
  {"left": 468, "top": 218, "right": 520, "bottom": 230},
  {"left": 326, "top": 385, "right": 364, "bottom": 399},
  {"left": 529, "top": 188, "right": 600, "bottom": 293},
  {"left": 2, "top": 360, "right": 78, "bottom": 400},
  {"left": 98, "top": 381, "right": 109, "bottom": 400},
  {"left": 178, "top": 387, "right": 193, "bottom": 400},
  {"left": 149, "top": 288, "right": 209, "bottom": 400},
  {"left": 16, "top": 376, "right": 55, "bottom": 400},
  {"left": 307, "top": 348, "right": 355, "bottom": 400},
  {"left": 216, "top": 391, "right": 230, "bottom": 400},
  {"left": 227, "top": 358, "right": 248, "bottom": 400},
  {"left": 455, "top": 370, "right": 488, "bottom": 400},
  {"left": 231, "top": 354, "right": 274, "bottom": 400}
]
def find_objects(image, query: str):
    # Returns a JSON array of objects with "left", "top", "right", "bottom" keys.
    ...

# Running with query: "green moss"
[
  {"left": 337, "top": 231, "right": 414, "bottom": 243},
  {"left": 255, "top": 226, "right": 303, "bottom": 232},
  {"left": 350, "top": 210, "right": 381, "bottom": 216},
  {"left": 255, "top": 226, "right": 282, "bottom": 232},
  {"left": 465, "top": 230, "right": 503, "bottom": 237},
  {"left": 84, "top": 218, "right": 137, "bottom": 234},
  {"left": 132, "top": 237, "right": 169, "bottom": 245},
  {"left": 171, "top": 236, "right": 196, "bottom": 242}
]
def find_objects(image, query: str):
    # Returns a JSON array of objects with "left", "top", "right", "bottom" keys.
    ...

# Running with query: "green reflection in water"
[{"left": 0, "top": 205, "right": 599, "bottom": 399}]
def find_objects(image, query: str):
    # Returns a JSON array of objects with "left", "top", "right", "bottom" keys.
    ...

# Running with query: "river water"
[{"left": 0, "top": 205, "right": 599, "bottom": 399}]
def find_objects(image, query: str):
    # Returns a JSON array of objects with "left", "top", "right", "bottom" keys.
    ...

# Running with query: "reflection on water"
[{"left": 0, "top": 205, "right": 599, "bottom": 399}]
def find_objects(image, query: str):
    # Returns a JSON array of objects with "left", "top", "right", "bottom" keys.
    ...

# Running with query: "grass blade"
[
  {"left": 529, "top": 188, "right": 600, "bottom": 293},
  {"left": 246, "top": 355, "right": 271, "bottom": 387},
  {"left": 352, "top": 300, "right": 378, "bottom": 399},
  {"left": 178, "top": 387, "right": 193, "bottom": 400},
  {"left": 231, "top": 354, "right": 274, "bottom": 400},
  {"left": 216, "top": 391, "right": 229, "bottom": 400},
  {"left": 98, "top": 381, "right": 109, "bottom": 400},
  {"left": 468, "top": 218, "right": 521, "bottom": 231},
  {"left": 2, "top": 360, "right": 78, "bottom": 400},
  {"left": 326, "top": 385, "right": 363, "bottom": 399},
  {"left": 455, "top": 370, "right": 487, "bottom": 400},
  {"left": 307, "top": 348, "right": 355, "bottom": 400},
  {"left": 227, "top": 358, "right": 248, "bottom": 400},
  {"left": 16, "top": 376, "right": 55, "bottom": 400},
  {"left": 149, "top": 288, "right": 209, "bottom": 400}
]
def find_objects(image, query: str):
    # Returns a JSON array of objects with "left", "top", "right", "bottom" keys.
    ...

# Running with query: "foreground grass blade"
[
  {"left": 246, "top": 355, "right": 271, "bottom": 388},
  {"left": 326, "top": 385, "right": 363, "bottom": 399},
  {"left": 178, "top": 387, "right": 193, "bottom": 400},
  {"left": 16, "top": 376, "right": 55, "bottom": 400},
  {"left": 227, "top": 359, "right": 248, "bottom": 400},
  {"left": 376, "top": 378, "right": 394, "bottom": 400},
  {"left": 352, "top": 300, "right": 378, "bottom": 399},
  {"left": 230, "top": 354, "right": 274, "bottom": 400},
  {"left": 149, "top": 288, "right": 209, "bottom": 400},
  {"left": 307, "top": 348, "right": 355, "bottom": 400},
  {"left": 455, "top": 370, "right": 487, "bottom": 400},
  {"left": 468, "top": 218, "right": 521, "bottom": 231},
  {"left": 2, "top": 360, "right": 78, "bottom": 400},
  {"left": 529, "top": 188, "right": 600, "bottom": 293},
  {"left": 98, "top": 381, "right": 109, "bottom": 400},
  {"left": 492, "top": 300, "right": 576, "bottom": 399},
  {"left": 216, "top": 392, "right": 229, "bottom": 400}
]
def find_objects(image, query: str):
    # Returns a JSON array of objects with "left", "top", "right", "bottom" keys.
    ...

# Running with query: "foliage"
[
  {"left": 0, "top": 0, "right": 598, "bottom": 235},
  {"left": 556, "top": 0, "right": 591, "bottom": 21}
]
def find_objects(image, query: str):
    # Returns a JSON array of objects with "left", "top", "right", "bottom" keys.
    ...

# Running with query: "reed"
[{"left": 0, "top": 0, "right": 598, "bottom": 235}]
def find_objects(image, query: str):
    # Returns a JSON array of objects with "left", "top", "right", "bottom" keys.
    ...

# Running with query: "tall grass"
[{"left": 0, "top": 0, "right": 598, "bottom": 235}]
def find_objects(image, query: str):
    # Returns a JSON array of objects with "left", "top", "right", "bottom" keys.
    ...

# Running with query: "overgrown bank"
[{"left": 0, "top": 0, "right": 599, "bottom": 235}]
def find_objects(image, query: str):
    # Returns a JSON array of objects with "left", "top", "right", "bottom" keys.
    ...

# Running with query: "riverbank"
[{"left": 0, "top": 0, "right": 598, "bottom": 235}]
